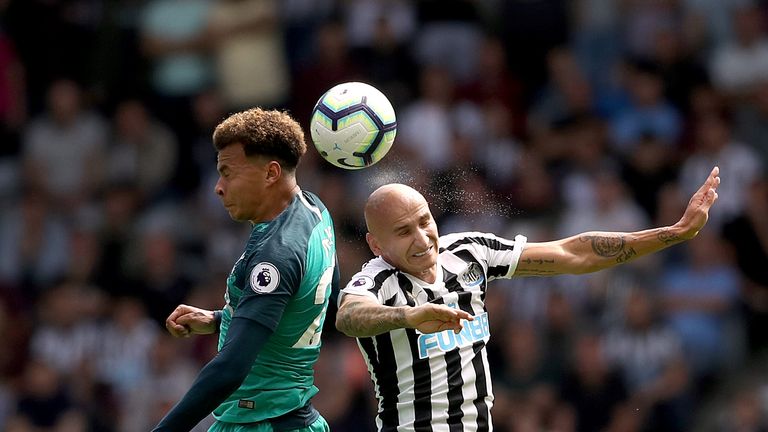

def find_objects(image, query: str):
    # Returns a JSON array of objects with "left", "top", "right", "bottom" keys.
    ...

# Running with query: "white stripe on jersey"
[
  {"left": 392, "top": 329, "right": 417, "bottom": 429},
  {"left": 297, "top": 190, "right": 323, "bottom": 220},
  {"left": 341, "top": 232, "right": 527, "bottom": 431}
]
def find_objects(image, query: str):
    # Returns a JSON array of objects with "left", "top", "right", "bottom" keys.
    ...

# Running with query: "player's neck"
[
  {"left": 411, "top": 266, "right": 438, "bottom": 284},
  {"left": 250, "top": 180, "right": 300, "bottom": 224}
]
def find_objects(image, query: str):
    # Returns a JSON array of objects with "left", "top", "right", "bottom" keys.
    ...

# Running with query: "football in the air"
[{"left": 309, "top": 82, "right": 397, "bottom": 170}]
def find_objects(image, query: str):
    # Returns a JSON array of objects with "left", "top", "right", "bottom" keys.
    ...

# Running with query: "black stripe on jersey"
[
  {"left": 406, "top": 328, "right": 433, "bottom": 431},
  {"left": 451, "top": 245, "right": 511, "bottom": 281},
  {"left": 396, "top": 273, "right": 417, "bottom": 306},
  {"left": 471, "top": 341, "right": 490, "bottom": 432},
  {"left": 443, "top": 235, "right": 517, "bottom": 252},
  {"left": 487, "top": 264, "right": 511, "bottom": 279},
  {"left": 370, "top": 268, "right": 397, "bottom": 297},
  {"left": 383, "top": 293, "right": 399, "bottom": 307},
  {"left": 445, "top": 348, "right": 465, "bottom": 431},
  {"left": 360, "top": 334, "right": 400, "bottom": 428},
  {"left": 442, "top": 268, "right": 462, "bottom": 293},
  {"left": 442, "top": 266, "right": 473, "bottom": 430}
]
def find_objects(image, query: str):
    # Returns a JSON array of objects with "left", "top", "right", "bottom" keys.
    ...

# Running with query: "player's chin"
[{"left": 226, "top": 208, "right": 247, "bottom": 222}]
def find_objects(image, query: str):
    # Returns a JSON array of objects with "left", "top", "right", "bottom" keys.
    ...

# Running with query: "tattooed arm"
[
  {"left": 336, "top": 294, "right": 473, "bottom": 338},
  {"left": 516, "top": 166, "right": 721, "bottom": 276}
]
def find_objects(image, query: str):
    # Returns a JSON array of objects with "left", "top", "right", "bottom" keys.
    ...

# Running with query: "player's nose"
[
  {"left": 414, "top": 228, "right": 430, "bottom": 247},
  {"left": 214, "top": 179, "right": 224, "bottom": 196}
]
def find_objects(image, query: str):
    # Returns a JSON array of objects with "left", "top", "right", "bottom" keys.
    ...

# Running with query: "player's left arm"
[
  {"left": 516, "top": 166, "right": 720, "bottom": 276},
  {"left": 152, "top": 317, "right": 273, "bottom": 431},
  {"left": 154, "top": 252, "right": 301, "bottom": 431}
]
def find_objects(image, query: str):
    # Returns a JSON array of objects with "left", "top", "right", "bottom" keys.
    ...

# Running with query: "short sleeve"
[
  {"left": 233, "top": 252, "right": 302, "bottom": 331},
  {"left": 441, "top": 232, "right": 527, "bottom": 280},
  {"left": 338, "top": 259, "right": 396, "bottom": 307}
]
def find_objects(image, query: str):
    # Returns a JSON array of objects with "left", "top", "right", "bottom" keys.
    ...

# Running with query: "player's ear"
[
  {"left": 264, "top": 160, "right": 282, "bottom": 184},
  {"left": 366, "top": 232, "right": 382, "bottom": 256}
]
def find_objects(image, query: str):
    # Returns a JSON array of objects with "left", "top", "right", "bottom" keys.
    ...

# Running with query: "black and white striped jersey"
[{"left": 339, "top": 232, "right": 528, "bottom": 432}]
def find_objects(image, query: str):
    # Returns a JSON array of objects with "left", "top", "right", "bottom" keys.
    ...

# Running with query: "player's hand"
[
  {"left": 165, "top": 304, "right": 218, "bottom": 337},
  {"left": 675, "top": 166, "right": 720, "bottom": 240},
  {"left": 406, "top": 303, "right": 474, "bottom": 334}
]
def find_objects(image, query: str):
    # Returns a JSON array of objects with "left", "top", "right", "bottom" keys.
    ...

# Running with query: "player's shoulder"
[
  {"left": 297, "top": 190, "right": 330, "bottom": 216},
  {"left": 344, "top": 257, "right": 399, "bottom": 297},
  {"left": 440, "top": 231, "right": 497, "bottom": 248},
  {"left": 357, "top": 256, "right": 397, "bottom": 278},
  {"left": 283, "top": 190, "right": 330, "bottom": 226},
  {"left": 241, "top": 198, "right": 315, "bottom": 263}
]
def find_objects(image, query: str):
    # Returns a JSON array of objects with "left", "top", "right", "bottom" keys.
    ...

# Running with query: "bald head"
[
  {"left": 363, "top": 184, "right": 440, "bottom": 280},
  {"left": 365, "top": 184, "right": 428, "bottom": 234}
]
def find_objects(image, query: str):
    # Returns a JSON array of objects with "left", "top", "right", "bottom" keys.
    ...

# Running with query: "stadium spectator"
[
  {"left": 206, "top": 0, "right": 290, "bottom": 111},
  {"left": 21, "top": 78, "right": 108, "bottom": 209},
  {"left": 139, "top": 0, "right": 214, "bottom": 144},
  {"left": 733, "top": 79, "right": 768, "bottom": 170},
  {"left": 709, "top": 5, "right": 768, "bottom": 101},
  {"left": 722, "top": 177, "right": 768, "bottom": 355},
  {"left": 659, "top": 230, "right": 743, "bottom": 388},
  {"left": 603, "top": 288, "right": 692, "bottom": 431},
  {"left": 560, "top": 331, "right": 629, "bottom": 432},
  {"left": 107, "top": 99, "right": 178, "bottom": 202},
  {"left": 678, "top": 110, "right": 763, "bottom": 229},
  {"left": 609, "top": 59, "right": 682, "bottom": 156},
  {"left": 0, "top": 189, "right": 71, "bottom": 298}
]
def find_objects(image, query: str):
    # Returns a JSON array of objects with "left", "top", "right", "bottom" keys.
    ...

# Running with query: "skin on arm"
[
  {"left": 165, "top": 304, "right": 219, "bottom": 337},
  {"left": 336, "top": 294, "right": 474, "bottom": 338},
  {"left": 516, "top": 166, "right": 721, "bottom": 276}
]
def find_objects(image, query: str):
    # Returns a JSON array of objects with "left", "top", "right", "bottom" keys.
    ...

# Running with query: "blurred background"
[{"left": 1, "top": 0, "right": 768, "bottom": 431}]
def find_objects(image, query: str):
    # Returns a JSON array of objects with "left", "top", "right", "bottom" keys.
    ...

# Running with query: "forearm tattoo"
[
  {"left": 579, "top": 234, "right": 637, "bottom": 264},
  {"left": 521, "top": 258, "right": 555, "bottom": 265},
  {"left": 337, "top": 299, "right": 408, "bottom": 337},
  {"left": 516, "top": 257, "right": 557, "bottom": 276},
  {"left": 515, "top": 269, "right": 558, "bottom": 276},
  {"left": 657, "top": 228, "right": 681, "bottom": 245}
]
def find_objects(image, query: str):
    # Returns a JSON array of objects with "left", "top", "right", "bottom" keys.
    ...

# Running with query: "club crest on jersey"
[
  {"left": 250, "top": 262, "right": 280, "bottom": 294},
  {"left": 350, "top": 275, "right": 374, "bottom": 291},
  {"left": 459, "top": 263, "right": 485, "bottom": 287}
]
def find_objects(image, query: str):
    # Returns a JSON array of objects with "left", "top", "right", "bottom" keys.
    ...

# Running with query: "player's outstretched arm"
[
  {"left": 516, "top": 166, "right": 721, "bottom": 276},
  {"left": 336, "top": 294, "right": 474, "bottom": 337},
  {"left": 165, "top": 304, "right": 220, "bottom": 337}
]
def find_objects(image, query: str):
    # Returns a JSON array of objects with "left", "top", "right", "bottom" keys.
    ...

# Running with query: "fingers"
[
  {"left": 704, "top": 166, "right": 720, "bottom": 206},
  {"left": 710, "top": 166, "right": 720, "bottom": 190},
  {"left": 708, "top": 187, "right": 719, "bottom": 204},
  {"left": 431, "top": 304, "right": 474, "bottom": 322},
  {"left": 454, "top": 309, "right": 474, "bottom": 321},
  {"left": 166, "top": 305, "right": 192, "bottom": 337},
  {"left": 428, "top": 305, "right": 475, "bottom": 333},
  {"left": 166, "top": 320, "right": 190, "bottom": 338}
]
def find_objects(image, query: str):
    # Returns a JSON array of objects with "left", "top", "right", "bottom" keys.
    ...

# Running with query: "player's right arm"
[
  {"left": 336, "top": 294, "right": 473, "bottom": 337},
  {"left": 515, "top": 166, "right": 720, "bottom": 276},
  {"left": 165, "top": 304, "right": 220, "bottom": 337},
  {"left": 152, "top": 317, "right": 273, "bottom": 432}
]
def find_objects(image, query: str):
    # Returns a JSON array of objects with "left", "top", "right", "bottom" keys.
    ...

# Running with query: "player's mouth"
[{"left": 413, "top": 245, "right": 434, "bottom": 257}]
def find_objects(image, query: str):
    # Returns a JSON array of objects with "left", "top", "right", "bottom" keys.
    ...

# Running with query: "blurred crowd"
[{"left": 1, "top": 0, "right": 768, "bottom": 431}]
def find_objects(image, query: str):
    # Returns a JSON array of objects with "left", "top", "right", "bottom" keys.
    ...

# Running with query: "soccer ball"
[{"left": 310, "top": 82, "right": 397, "bottom": 170}]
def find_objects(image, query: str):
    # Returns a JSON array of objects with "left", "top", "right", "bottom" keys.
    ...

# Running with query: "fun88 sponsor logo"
[{"left": 417, "top": 310, "right": 490, "bottom": 359}]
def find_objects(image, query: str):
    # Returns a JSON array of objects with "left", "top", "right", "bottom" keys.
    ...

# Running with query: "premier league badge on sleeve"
[
  {"left": 350, "top": 275, "right": 374, "bottom": 291},
  {"left": 250, "top": 262, "right": 280, "bottom": 293}
]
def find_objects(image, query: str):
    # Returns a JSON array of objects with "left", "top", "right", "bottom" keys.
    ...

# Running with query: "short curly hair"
[{"left": 213, "top": 108, "right": 307, "bottom": 169}]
